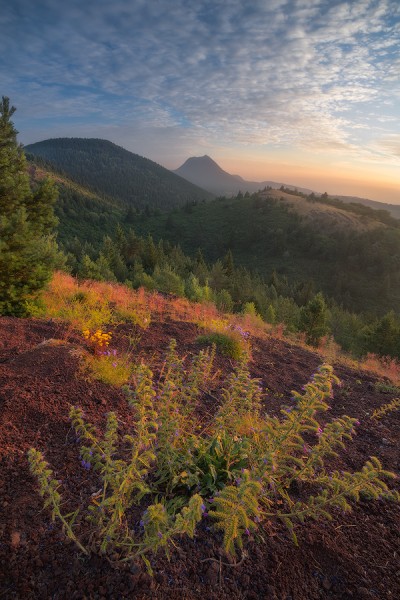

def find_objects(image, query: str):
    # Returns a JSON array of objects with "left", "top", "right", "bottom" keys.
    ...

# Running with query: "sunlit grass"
[
  {"left": 42, "top": 272, "right": 151, "bottom": 332},
  {"left": 81, "top": 350, "right": 134, "bottom": 386}
]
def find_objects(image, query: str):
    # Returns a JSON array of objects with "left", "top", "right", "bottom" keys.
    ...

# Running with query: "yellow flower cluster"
[{"left": 82, "top": 329, "right": 112, "bottom": 351}]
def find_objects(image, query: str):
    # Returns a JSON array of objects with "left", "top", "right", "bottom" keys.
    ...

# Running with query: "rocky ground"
[{"left": 0, "top": 316, "right": 399, "bottom": 599}]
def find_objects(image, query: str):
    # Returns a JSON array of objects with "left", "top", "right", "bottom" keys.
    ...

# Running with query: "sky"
[{"left": 1, "top": 0, "right": 400, "bottom": 203}]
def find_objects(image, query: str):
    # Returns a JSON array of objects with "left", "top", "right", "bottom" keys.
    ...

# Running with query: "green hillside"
[
  {"left": 26, "top": 153, "right": 400, "bottom": 320},
  {"left": 25, "top": 138, "right": 214, "bottom": 211},
  {"left": 27, "top": 157, "right": 126, "bottom": 247},
  {"left": 131, "top": 193, "right": 400, "bottom": 316}
]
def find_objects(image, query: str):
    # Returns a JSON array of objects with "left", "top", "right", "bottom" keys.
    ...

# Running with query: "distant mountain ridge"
[
  {"left": 173, "top": 155, "right": 314, "bottom": 196},
  {"left": 25, "top": 138, "right": 214, "bottom": 211},
  {"left": 335, "top": 195, "right": 400, "bottom": 220},
  {"left": 174, "top": 155, "right": 400, "bottom": 219}
]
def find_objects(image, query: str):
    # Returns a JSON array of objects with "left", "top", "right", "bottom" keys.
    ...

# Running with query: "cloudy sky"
[{"left": 1, "top": 0, "right": 399, "bottom": 203}]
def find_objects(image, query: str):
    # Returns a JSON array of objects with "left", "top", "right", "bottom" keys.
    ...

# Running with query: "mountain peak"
[
  {"left": 179, "top": 155, "right": 225, "bottom": 172},
  {"left": 174, "top": 155, "right": 242, "bottom": 194}
]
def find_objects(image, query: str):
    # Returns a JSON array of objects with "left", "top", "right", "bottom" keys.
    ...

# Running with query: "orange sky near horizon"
[{"left": 217, "top": 157, "right": 400, "bottom": 205}]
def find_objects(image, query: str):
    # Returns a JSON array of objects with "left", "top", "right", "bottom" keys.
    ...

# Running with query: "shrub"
[
  {"left": 196, "top": 318, "right": 251, "bottom": 360},
  {"left": 196, "top": 332, "right": 245, "bottom": 360},
  {"left": 81, "top": 350, "right": 134, "bottom": 387},
  {"left": 42, "top": 272, "right": 151, "bottom": 332},
  {"left": 29, "top": 346, "right": 399, "bottom": 573}
]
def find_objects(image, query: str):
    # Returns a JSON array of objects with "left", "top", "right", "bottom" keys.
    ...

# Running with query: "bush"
[
  {"left": 196, "top": 318, "right": 251, "bottom": 360},
  {"left": 196, "top": 332, "right": 245, "bottom": 359}
]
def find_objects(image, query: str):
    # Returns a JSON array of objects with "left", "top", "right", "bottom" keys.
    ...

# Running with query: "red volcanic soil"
[{"left": 0, "top": 316, "right": 399, "bottom": 599}]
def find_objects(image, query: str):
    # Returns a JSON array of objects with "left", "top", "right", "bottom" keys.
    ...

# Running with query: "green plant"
[
  {"left": 81, "top": 350, "right": 135, "bottom": 386},
  {"left": 298, "top": 292, "right": 330, "bottom": 346},
  {"left": 374, "top": 381, "right": 400, "bottom": 395},
  {"left": 27, "top": 448, "right": 88, "bottom": 555},
  {"left": 370, "top": 397, "right": 400, "bottom": 420},
  {"left": 29, "top": 345, "right": 399, "bottom": 572},
  {"left": 196, "top": 332, "right": 245, "bottom": 360},
  {"left": 196, "top": 322, "right": 251, "bottom": 360},
  {"left": 0, "top": 97, "right": 63, "bottom": 316}
]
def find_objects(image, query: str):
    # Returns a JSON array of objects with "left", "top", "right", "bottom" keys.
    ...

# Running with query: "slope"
[
  {"left": 28, "top": 157, "right": 126, "bottom": 246},
  {"left": 25, "top": 138, "right": 214, "bottom": 211},
  {"left": 132, "top": 191, "right": 400, "bottom": 315},
  {"left": 1, "top": 279, "right": 399, "bottom": 599}
]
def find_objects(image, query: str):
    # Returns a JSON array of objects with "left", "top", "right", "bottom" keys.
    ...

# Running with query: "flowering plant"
[
  {"left": 82, "top": 328, "right": 112, "bottom": 354},
  {"left": 28, "top": 342, "right": 399, "bottom": 572}
]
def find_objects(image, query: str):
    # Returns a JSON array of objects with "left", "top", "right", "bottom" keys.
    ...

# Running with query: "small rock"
[
  {"left": 356, "top": 587, "right": 373, "bottom": 599},
  {"left": 204, "top": 562, "right": 219, "bottom": 585},
  {"left": 10, "top": 531, "right": 21, "bottom": 549},
  {"left": 322, "top": 577, "right": 332, "bottom": 591},
  {"left": 266, "top": 584, "right": 277, "bottom": 599}
]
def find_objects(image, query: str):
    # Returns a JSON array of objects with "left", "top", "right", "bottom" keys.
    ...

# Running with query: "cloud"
[
  {"left": 1, "top": 0, "right": 399, "bottom": 171},
  {"left": 373, "top": 135, "right": 400, "bottom": 159}
]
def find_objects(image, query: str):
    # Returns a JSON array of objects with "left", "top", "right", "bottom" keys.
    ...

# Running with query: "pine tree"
[
  {"left": 223, "top": 249, "right": 235, "bottom": 278},
  {"left": 299, "top": 292, "right": 330, "bottom": 346},
  {"left": 367, "top": 311, "right": 399, "bottom": 358},
  {"left": 0, "top": 97, "right": 62, "bottom": 316}
]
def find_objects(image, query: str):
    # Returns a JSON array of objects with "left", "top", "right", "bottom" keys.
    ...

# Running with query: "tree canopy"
[{"left": 0, "top": 97, "right": 62, "bottom": 316}]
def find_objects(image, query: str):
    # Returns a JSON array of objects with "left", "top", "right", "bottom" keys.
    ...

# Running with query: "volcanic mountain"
[{"left": 173, "top": 155, "right": 313, "bottom": 196}]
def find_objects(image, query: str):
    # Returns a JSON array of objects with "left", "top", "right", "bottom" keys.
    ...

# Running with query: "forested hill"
[
  {"left": 129, "top": 193, "right": 400, "bottom": 316},
  {"left": 25, "top": 138, "right": 214, "bottom": 211},
  {"left": 25, "top": 150, "right": 400, "bottom": 319},
  {"left": 27, "top": 159, "right": 127, "bottom": 246}
]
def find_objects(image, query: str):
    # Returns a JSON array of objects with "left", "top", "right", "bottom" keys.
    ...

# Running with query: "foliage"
[
  {"left": 81, "top": 349, "right": 134, "bottom": 387},
  {"left": 0, "top": 97, "right": 63, "bottom": 316},
  {"left": 82, "top": 328, "right": 112, "bottom": 354},
  {"left": 42, "top": 272, "right": 151, "bottom": 332},
  {"left": 196, "top": 332, "right": 245, "bottom": 360},
  {"left": 196, "top": 319, "right": 250, "bottom": 360},
  {"left": 298, "top": 292, "right": 330, "bottom": 346},
  {"left": 370, "top": 398, "right": 400, "bottom": 421},
  {"left": 44, "top": 183, "right": 400, "bottom": 360},
  {"left": 27, "top": 448, "right": 88, "bottom": 555},
  {"left": 359, "top": 354, "right": 400, "bottom": 385},
  {"left": 374, "top": 381, "right": 400, "bottom": 395},
  {"left": 29, "top": 343, "right": 399, "bottom": 571}
]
